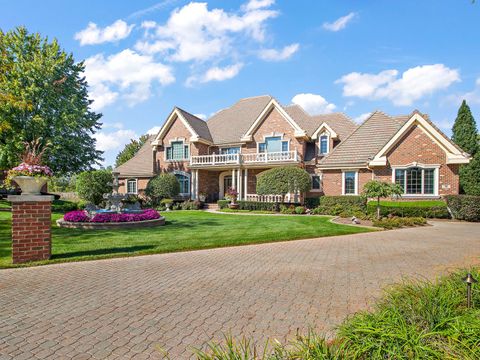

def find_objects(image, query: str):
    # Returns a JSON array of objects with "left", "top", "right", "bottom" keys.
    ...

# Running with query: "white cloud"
[
  {"left": 259, "top": 43, "right": 299, "bottom": 61},
  {"left": 94, "top": 129, "right": 138, "bottom": 151},
  {"left": 291, "top": 93, "right": 336, "bottom": 114},
  {"left": 75, "top": 20, "right": 134, "bottom": 46},
  {"left": 147, "top": 126, "right": 162, "bottom": 135},
  {"left": 186, "top": 63, "right": 244, "bottom": 86},
  {"left": 323, "top": 12, "right": 356, "bottom": 32},
  {"left": 336, "top": 64, "right": 460, "bottom": 106},
  {"left": 84, "top": 49, "right": 175, "bottom": 110},
  {"left": 194, "top": 113, "right": 207, "bottom": 120},
  {"left": 134, "top": 1, "right": 278, "bottom": 62},
  {"left": 242, "top": 0, "right": 275, "bottom": 11},
  {"left": 353, "top": 112, "right": 372, "bottom": 124}
]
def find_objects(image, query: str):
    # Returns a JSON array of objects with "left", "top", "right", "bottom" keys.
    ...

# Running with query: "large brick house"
[{"left": 113, "top": 95, "right": 470, "bottom": 202}]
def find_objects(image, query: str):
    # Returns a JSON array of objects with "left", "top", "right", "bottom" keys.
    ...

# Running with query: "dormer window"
[
  {"left": 319, "top": 134, "right": 329, "bottom": 155},
  {"left": 166, "top": 141, "right": 189, "bottom": 161}
]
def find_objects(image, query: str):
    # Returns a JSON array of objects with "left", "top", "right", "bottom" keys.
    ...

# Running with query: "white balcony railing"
[
  {"left": 246, "top": 194, "right": 284, "bottom": 202},
  {"left": 190, "top": 151, "right": 299, "bottom": 167},
  {"left": 190, "top": 153, "right": 240, "bottom": 166}
]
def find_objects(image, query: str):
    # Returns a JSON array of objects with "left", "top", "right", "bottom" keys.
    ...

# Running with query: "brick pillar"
[{"left": 8, "top": 195, "right": 54, "bottom": 264}]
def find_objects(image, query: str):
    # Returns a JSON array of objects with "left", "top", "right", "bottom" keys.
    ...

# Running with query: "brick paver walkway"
[{"left": 1, "top": 221, "right": 479, "bottom": 359}]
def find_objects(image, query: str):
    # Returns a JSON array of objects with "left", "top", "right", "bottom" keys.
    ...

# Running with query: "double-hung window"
[
  {"left": 175, "top": 173, "right": 190, "bottom": 195},
  {"left": 166, "top": 141, "right": 189, "bottom": 161},
  {"left": 126, "top": 179, "right": 137, "bottom": 194},
  {"left": 394, "top": 167, "right": 436, "bottom": 195},
  {"left": 343, "top": 171, "right": 357, "bottom": 195},
  {"left": 319, "top": 135, "right": 329, "bottom": 155},
  {"left": 311, "top": 175, "right": 321, "bottom": 190}
]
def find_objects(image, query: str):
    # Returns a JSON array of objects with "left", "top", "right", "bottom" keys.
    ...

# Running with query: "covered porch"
[{"left": 190, "top": 167, "right": 301, "bottom": 203}]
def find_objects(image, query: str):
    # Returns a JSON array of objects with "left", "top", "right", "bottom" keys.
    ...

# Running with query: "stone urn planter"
[
  {"left": 228, "top": 202, "right": 239, "bottom": 209},
  {"left": 12, "top": 176, "right": 48, "bottom": 195}
]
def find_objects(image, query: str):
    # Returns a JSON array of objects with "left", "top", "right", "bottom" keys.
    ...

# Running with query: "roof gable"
[
  {"left": 113, "top": 135, "right": 155, "bottom": 177},
  {"left": 240, "top": 98, "right": 307, "bottom": 141},
  {"left": 369, "top": 112, "right": 471, "bottom": 166}
]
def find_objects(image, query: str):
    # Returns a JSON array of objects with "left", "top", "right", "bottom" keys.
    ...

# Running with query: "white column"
[
  {"left": 237, "top": 168, "right": 242, "bottom": 199},
  {"left": 191, "top": 170, "right": 195, "bottom": 199},
  {"left": 232, "top": 169, "right": 236, "bottom": 190},
  {"left": 244, "top": 168, "right": 248, "bottom": 200},
  {"left": 195, "top": 170, "right": 199, "bottom": 199}
]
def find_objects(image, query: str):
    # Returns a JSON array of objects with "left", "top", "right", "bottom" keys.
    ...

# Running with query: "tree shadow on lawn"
[{"left": 51, "top": 245, "right": 156, "bottom": 259}]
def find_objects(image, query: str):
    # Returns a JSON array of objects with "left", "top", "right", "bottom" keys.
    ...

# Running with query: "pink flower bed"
[{"left": 63, "top": 209, "right": 161, "bottom": 223}]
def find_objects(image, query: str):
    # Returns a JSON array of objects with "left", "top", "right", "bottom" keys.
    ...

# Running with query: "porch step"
[{"left": 203, "top": 203, "right": 219, "bottom": 210}]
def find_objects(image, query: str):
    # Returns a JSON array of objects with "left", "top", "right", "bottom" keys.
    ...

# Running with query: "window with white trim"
[
  {"left": 343, "top": 171, "right": 357, "bottom": 195},
  {"left": 166, "top": 141, "right": 189, "bottom": 161},
  {"left": 126, "top": 179, "right": 137, "bottom": 194},
  {"left": 258, "top": 136, "right": 289, "bottom": 153},
  {"left": 394, "top": 167, "right": 436, "bottom": 195},
  {"left": 220, "top": 147, "right": 240, "bottom": 154},
  {"left": 319, "top": 135, "right": 329, "bottom": 155},
  {"left": 311, "top": 175, "right": 321, "bottom": 190},
  {"left": 175, "top": 173, "right": 190, "bottom": 195}
]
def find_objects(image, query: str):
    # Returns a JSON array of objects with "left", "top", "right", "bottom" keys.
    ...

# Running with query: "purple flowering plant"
[
  {"left": 63, "top": 209, "right": 161, "bottom": 223},
  {"left": 5, "top": 138, "right": 53, "bottom": 188}
]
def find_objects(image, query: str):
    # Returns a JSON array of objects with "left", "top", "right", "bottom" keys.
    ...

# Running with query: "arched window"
[
  {"left": 319, "top": 134, "right": 329, "bottom": 155},
  {"left": 174, "top": 173, "right": 190, "bottom": 195},
  {"left": 126, "top": 179, "right": 137, "bottom": 194}
]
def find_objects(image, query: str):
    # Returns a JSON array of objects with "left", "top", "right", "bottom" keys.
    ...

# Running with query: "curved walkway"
[{"left": 1, "top": 221, "right": 480, "bottom": 359}]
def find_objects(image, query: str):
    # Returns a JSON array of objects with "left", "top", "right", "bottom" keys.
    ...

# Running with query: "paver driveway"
[{"left": 1, "top": 221, "right": 480, "bottom": 359}]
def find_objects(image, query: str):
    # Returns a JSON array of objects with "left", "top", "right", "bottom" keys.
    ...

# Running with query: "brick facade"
[{"left": 9, "top": 195, "right": 52, "bottom": 264}]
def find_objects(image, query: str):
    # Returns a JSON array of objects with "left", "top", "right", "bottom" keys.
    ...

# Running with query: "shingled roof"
[
  {"left": 206, "top": 95, "right": 273, "bottom": 144},
  {"left": 318, "top": 111, "right": 409, "bottom": 168},
  {"left": 113, "top": 135, "right": 156, "bottom": 177},
  {"left": 176, "top": 108, "right": 213, "bottom": 142}
]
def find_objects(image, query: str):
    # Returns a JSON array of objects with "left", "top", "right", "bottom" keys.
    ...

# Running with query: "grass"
[
  {"left": 0, "top": 210, "right": 371, "bottom": 268},
  {"left": 217, "top": 208, "right": 276, "bottom": 214},
  {"left": 368, "top": 200, "right": 446, "bottom": 208},
  {"left": 0, "top": 199, "right": 11, "bottom": 209},
  {"left": 193, "top": 268, "right": 480, "bottom": 360}
]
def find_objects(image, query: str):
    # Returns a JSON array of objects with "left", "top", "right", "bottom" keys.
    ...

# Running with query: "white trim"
[
  {"left": 391, "top": 164, "right": 439, "bottom": 197},
  {"left": 311, "top": 122, "right": 338, "bottom": 140},
  {"left": 310, "top": 174, "right": 322, "bottom": 192},
  {"left": 153, "top": 108, "right": 211, "bottom": 147},
  {"left": 342, "top": 170, "right": 358, "bottom": 195},
  {"left": 241, "top": 99, "right": 307, "bottom": 141},
  {"left": 318, "top": 133, "right": 330, "bottom": 155},
  {"left": 369, "top": 113, "right": 470, "bottom": 166},
  {"left": 164, "top": 139, "right": 190, "bottom": 162},
  {"left": 126, "top": 178, "right": 138, "bottom": 194},
  {"left": 256, "top": 134, "right": 290, "bottom": 153}
]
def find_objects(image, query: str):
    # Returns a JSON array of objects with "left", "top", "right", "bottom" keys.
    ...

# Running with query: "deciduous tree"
[{"left": 256, "top": 166, "right": 311, "bottom": 202}]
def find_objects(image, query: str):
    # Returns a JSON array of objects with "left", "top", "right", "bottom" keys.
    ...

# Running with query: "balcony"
[{"left": 190, "top": 150, "right": 300, "bottom": 168}]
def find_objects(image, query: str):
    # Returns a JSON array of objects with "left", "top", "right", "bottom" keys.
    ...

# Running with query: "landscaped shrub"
[
  {"left": 304, "top": 197, "right": 320, "bottom": 209},
  {"left": 237, "top": 201, "right": 277, "bottom": 211},
  {"left": 217, "top": 200, "right": 229, "bottom": 209},
  {"left": 367, "top": 203, "right": 450, "bottom": 219},
  {"left": 76, "top": 170, "right": 113, "bottom": 205},
  {"left": 312, "top": 196, "right": 367, "bottom": 217},
  {"left": 51, "top": 199, "right": 79, "bottom": 213},
  {"left": 145, "top": 174, "right": 180, "bottom": 206},
  {"left": 445, "top": 195, "right": 480, "bottom": 222},
  {"left": 295, "top": 206, "right": 306, "bottom": 214},
  {"left": 63, "top": 209, "right": 160, "bottom": 223},
  {"left": 372, "top": 216, "right": 427, "bottom": 229},
  {"left": 181, "top": 200, "right": 202, "bottom": 210},
  {"left": 280, "top": 204, "right": 296, "bottom": 214}
]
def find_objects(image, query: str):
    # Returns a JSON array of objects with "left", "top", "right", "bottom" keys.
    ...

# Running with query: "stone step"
[{"left": 203, "top": 203, "right": 219, "bottom": 210}]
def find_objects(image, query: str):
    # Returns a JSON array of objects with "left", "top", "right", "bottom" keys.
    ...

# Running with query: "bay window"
[
  {"left": 166, "top": 141, "right": 189, "bottom": 161},
  {"left": 394, "top": 167, "right": 437, "bottom": 195}
]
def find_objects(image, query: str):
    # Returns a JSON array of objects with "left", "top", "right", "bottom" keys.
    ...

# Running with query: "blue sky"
[{"left": 2, "top": 0, "right": 480, "bottom": 166}]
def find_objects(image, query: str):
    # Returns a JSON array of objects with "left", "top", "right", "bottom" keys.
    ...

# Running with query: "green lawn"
[
  {"left": 368, "top": 200, "right": 446, "bottom": 208},
  {"left": 0, "top": 199, "right": 11, "bottom": 209},
  {"left": 0, "top": 211, "right": 372, "bottom": 268}
]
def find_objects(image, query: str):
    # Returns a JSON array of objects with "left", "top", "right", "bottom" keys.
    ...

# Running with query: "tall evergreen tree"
[
  {"left": 452, "top": 100, "right": 478, "bottom": 155},
  {"left": 115, "top": 134, "right": 150, "bottom": 168},
  {"left": 0, "top": 27, "right": 102, "bottom": 174}
]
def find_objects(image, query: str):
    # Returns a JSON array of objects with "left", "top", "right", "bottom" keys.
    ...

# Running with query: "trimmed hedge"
[
  {"left": 445, "top": 195, "right": 480, "bottom": 222},
  {"left": 305, "top": 197, "right": 320, "bottom": 209},
  {"left": 217, "top": 200, "right": 230, "bottom": 209},
  {"left": 217, "top": 200, "right": 301, "bottom": 212},
  {"left": 319, "top": 195, "right": 367, "bottom": 210},
  {"left": 367, "top": 204, "right": 450, "bottom": 219}
]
